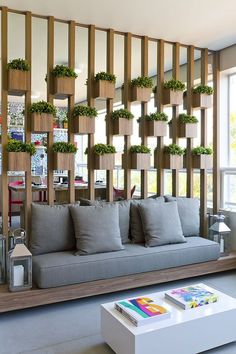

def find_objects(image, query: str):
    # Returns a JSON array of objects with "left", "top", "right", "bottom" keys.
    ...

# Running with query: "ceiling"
[{"left": 3, "top": 0, "right": 236, "bottom": 50}]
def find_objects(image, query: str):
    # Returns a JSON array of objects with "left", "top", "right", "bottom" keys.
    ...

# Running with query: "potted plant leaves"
[
  {"left": 52, "top": 142, "right": 77, "bottom": 170},
  {"left": 123, "top": 145, "right": 151, "bottom": 170},
  {"left": 93, "top": 72, "right": 116, "bottom": 99},
  {"left": 50, "top": 65, "right": 78, "bottom": 99},
  {"left": 7, "top": 139, "right": 36, "bottom": 171},
  {"left": 88, "top": 143, "right": 116, "bottom": 170},
  {"left": 139, "top": 112, "right": 168, "bottom": 137},
  {"left": 169, "top": 113, "right": 198, "bottom": 139},
  {"left": 162, "top": 143, "right": 185, "bottom": 170},
  {"left": 192, "top": 85, "right": 214, "bottom": 109},
  {"left": 162, "top": 79, "right": 185, "bottom": 106},
  {"left": 29, "top": 101, "right": 57, "bottom": 132},
  {"left": 191, "top": 146, "right": 213, "bottom": 169},
  {"left": 7, "top": 58, "right": 30, "bottom": 96},
  {"left": 111, "top": 108, "right": 134, "bottom": 136},
  {"left": 130, "top": 76, "right": 153, "bottom": 103},
  {"left": 72, "top": 105, "right": 98, "bottom": 134}
]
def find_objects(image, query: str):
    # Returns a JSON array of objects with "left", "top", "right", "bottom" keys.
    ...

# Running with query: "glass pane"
[{"left": 229, "top": 74, "right": 236, "bottom": 166}]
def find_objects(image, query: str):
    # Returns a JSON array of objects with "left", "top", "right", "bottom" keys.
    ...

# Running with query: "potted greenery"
[
  {"left": 162, "top": 79, "right": 186, "bottom": 106},
  {"left": 7, "top": 139, "right": 36, "bottom": 171},
  {"left": 162, "top": 143, "right": 185, "bottom": 170},
  {"left": 110, "top": 108, "right": 134, "bottom": 136},
  {"left": 29, "top": 101, "right": 57, "bottom": 132},
  {"left": 130, "top": 76, "right": 153, "bottom": 103},
  {"left": 52, "top": 142, "right": 77, "bottom": 170},
  {"left": 62, "top": 117, "right": 68, "bottom": 129},
  {"left": 169, "top": 113, "right": 198, "bottom": 139},
  {"left": 93, "top": 72, "right": 116, "bottom": 99},
  {"left": 7, "top": 58, "right": 30, "bottom": 96},
  {"left": 192, "top": 85, "right": 214, "bottom": 109},
  {"left": 139, "top": 112, "right": 168, "bottom": 137},
  {"left": 123, "top": 145, "right": 151, "bottom": 170},
  {"left": 87, "top": 143, "right": 116, "bottom": 170},
  {"left": 50, "top": 65, "right": 78, "bottom": 99},
  {"left": 191, "top": 146, "right": 213, "bottom": 169},
  {"left": 72, "top": 105, "right": 98, "bottom": 134}
]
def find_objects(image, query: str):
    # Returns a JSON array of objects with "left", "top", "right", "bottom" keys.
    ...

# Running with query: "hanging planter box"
[
  {"left": 51, "top": 77, "right": 75, "bottom": 99},
  {"left": 128, "top": 153, "right": 151, "bottom": 170},
  {"left": 163, "top": 154, "right": 183, "bottom": 170},
  {"left": 112, "top": 118, "right": 133, "bottom": 136},
  {"left": 31, "top": 113, "right": 53, "bottom": 133},
  {"left": 192, "top": 154, "right": 213, "bottom": 169},
  {"left": 53, "top": 152, "right": 75, "bottom": 170},
  {"left": 162, "top": 88, "right": 183, "bottom": 106},
  {"left": 179, "top": 122, "right": 198, "bottom": 138},
  {"left": 94, "top": 153, "right": 115, "bottom": 170},
  {"left": 94, "top": 81, "right": 115, "bottom": 99},
  {"left": 147, "top": 120, "right": 167, "bottom": 137},
  {"left": 8, "top": 69, "right": 29, "bottom": 96},
  {"left": 8, "top": 152, "right": 30, "bottom": 171},
  {"left": 130, "top": 86, "right": 152, "bottom": 103},
  {"left": 192, "top": 93, "right": 213, "bottom": 109},
  {"left": 73, "top": 116, "right": 95, "bottom": 134}
]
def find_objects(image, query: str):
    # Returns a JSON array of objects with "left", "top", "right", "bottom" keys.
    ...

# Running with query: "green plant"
[
  {"left": 7, "top": 139, "right": 36, "bottom": 156},
  {"left": 131, "top": 76, "right": 153, "bottom": 88},
  {"left": 193, "top": 85, "right": 214, "bottom": 95},
  {"left": 51, "top": 65, "right": 78, "bottom": 78},
  {"left": 152, "top": 86, "right": 157, "bottom": 94},
  {"left": 94, "top": 72, "right": 116, "bottom": 83},
  {"left": 7, "top": 58, "right": 30, "bottom": 71},
  {"left": 164, "top": 144, "right": 185, "bottom": 156},
  {"left": 72, "top": 105, "right": 98, "bottom": 118},
  {"left": 179, "top": 113, "right": 198, "bottom": 124},
  {"left": 130, "top": 145, "right": 151, "bottom": 154},
  {"left": 52, "top": 142, "right": 77, "bottom": 154},
  {"left": 163, "top": 79, "right": 186, "bottom": 91},
  {"left": 86, "top": 143, "right": 116, "bottom": 155},
  {"left": 110, "top": 109, "right": 134, "bottom": 120},
  {"left": 192, "top": 146, "right": 213, "bottom": 155},
  {"left": 144, "top": 112, "right": 168, "bottom": 122},
  {"left": 29, "top": 101, "right": 57, "bottom": 117}
]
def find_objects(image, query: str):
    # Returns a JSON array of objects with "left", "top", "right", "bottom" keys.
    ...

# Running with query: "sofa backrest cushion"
[
  {"left": 30, "top": 203, "right": 76, "bottom": 255},
  {"left": 138, "top": 201, "right": 186, "bottom": 247},
  {"left": 165, "top": 196, "right": 200, "bottom": 237},
  {"left": 70, "top": 204, "right": 124, "bottom": 255}
]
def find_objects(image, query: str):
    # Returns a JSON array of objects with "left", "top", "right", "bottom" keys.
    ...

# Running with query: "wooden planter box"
[
  {"left": 147, "top": 120, "right": 167, "bottom": 137},
  {"left": 94, "top": 81, "right": 115, "bottom": 99},
  {"left": 73, "top": 116, "right": 95, "bottom": 134},
  {"left": 94, "top": 153, "right": 115, "bottom": 170},
  {"left": 162, "top": 88, "right": 183, "bottom": 106},
  {"left": 53, "top": 152, "right": 75, "bottom": 170},
  {"left": 129, "top": 153, "right": 151, "bottom": 170},
  {"left": 163, "top": 154, "right": 183, "bottom": 170},
  {"left": 8, "top": 152, "right": 30, "bottom": 171},
  {"left": 192, "top": 154, "right": 213, "bottom": 169},
  {"left": 169, "top": 121, "right": 198, "bottom": 139},
  {"left": 8, "top": 69, "right": 29, "bottom": 96},
  {"left": 193, "top": 93, "right": 213, "bottom": 109},
  {"left": 112, "top": 118, "right": 133, "bottom": 136},
  {"left": 130, "top": 86, "right": 152, "bottom": 103},
  {"left": 31, "top": 113, "right": 53, "bottom": 133},
  {"left": 52, "top": 77, "right": 75, "bottom": 99}
]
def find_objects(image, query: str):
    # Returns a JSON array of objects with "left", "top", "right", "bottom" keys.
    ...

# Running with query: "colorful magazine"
[
  {"left": 165, "top": 283, "right": 218, "bottom": 310},
  {"left": 114, "top": 296, "right": 170, "bottom": 326}
]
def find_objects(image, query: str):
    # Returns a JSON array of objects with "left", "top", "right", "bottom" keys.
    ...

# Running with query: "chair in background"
[{"left": 113, "top": 185, "right": 136, "bottom": 201}]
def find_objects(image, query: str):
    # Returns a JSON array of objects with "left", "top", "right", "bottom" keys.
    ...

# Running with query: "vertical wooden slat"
[
  {"left": 87, "top": 25, "right": 95, "bottom": 200},
  {"left": 68, "top": 21, "right": 75, "bottom": 204},
  {"left": 47, "top": 17, "right": 54, "bottom": 205},
  {"left": 106, "top": 29, "right": 114, "bottom": 202},
  {"left": 213, "top": 51, "right": 220, "bottom": 214},
  {"left": 156, "top": 39, "right": 164, "bottom": 196},
  {"left": 140, "top": 36, "right": 148, "bottom": 199}
]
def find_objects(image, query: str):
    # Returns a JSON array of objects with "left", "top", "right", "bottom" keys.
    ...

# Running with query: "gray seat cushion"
[{"left": 32, "top": 237, "right": 220, "bottom": 288}]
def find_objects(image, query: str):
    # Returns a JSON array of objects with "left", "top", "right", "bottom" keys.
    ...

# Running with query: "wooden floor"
[{"left": 1, "top": 253, "right": 236, "bottom": 313}]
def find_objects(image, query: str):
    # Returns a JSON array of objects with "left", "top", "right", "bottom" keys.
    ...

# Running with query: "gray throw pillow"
[
  {"left": 130, "top": 197, "right": 165, "bottom": 243},
  {"left": 165, "top": 196, "right": 200, "bottom": 236},
  {"left": 138, "top": 201, "right": 186, "bottom": 247},
  {"left": 70, "top": 204, "right": 124, "bottom": 255},
  {"left": 30, "top": 203, "right": 76, "bottom": 255}
]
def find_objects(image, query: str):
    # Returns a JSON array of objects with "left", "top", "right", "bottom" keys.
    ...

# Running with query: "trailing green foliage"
[
  {"left": 51, "top": 65, "right": 78, "bottom": 78},
  {"left": 130, "top": 145, "right": 151, "bottom": 154},
  {"left": 144, "top": 112, "right": 168, "bottom": 122},
  {"left": 72, "top": 105, "right": 98, "bottom": 118},
  {"left": 164, "top": 143, "right": 186, "bottom": 156},
  {"left": 86, "top": 143, "right": 116, "bottom": 155},
  {"left": 179, "top": 113, "right": 198, "bottom": 124},
  {"left": 7, "top": 139, "right": 36, "bottom": 156},
  {"left": 192, "top": 146, "right": 213, "bottom": 155},
  {"left": 29, "top": 101, "right": 57, "bottom": 117},
  {"left": 94, "top": 72, "right": 116, "bottom": 83},
  {"left": 52, "top": 142, "right": 77, "bottom": 154},
  {"left": 163, "top": 79, "right": 186, "bottom": 91},
  {"left": 193, "top": 85, "right": 214, "bottom": 95},
  {"left": 131, "top": 76, "right": 153, "bottom": 88},
  {"left": 7, "top": 58, "right": 30, "bottom": 71},
  {"left": 110, "top": 109, "right": 134, "bottom": 120}
]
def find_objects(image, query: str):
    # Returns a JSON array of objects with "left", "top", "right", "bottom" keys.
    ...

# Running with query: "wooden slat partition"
[{"left": 213, "top": 51, "right": 220, "bottom": 214}]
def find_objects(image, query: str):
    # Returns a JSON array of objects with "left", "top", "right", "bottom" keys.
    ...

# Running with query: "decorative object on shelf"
[
  {"left": 139, "top": 112, "right": 168, "bottom": 137},
  {"left": 0, "top": 231, "right": 6, "bottom": 284},
  {"left": 162, "top": 79, "right": 186, "bottom": 106},
  {"left": 162, "top": 143, "right": 185, "bottom": 170},
  {"left": 123, "top": 145, "right": 151, "bottom": 170},
  {"left": 191, "top": 146, "right": 213, "bottom": 169},
  {"left": 62, "top": 117, "right": 68, "bottom": 129},
  {"left": 169, "top": 113, "right": 198, "bottom": 139},
  {"left": 29, "top": 101, "right": 56, "bottom": 132},
  {"left": 7, "top": 58, "right": 30, "bottom": 96},
  {"left": 49, "top": 64, "right": 78, "bottom": 99},
  {"left": 192, "top": 85, "right": 214, "bottom": 109},
  {"left": 111, "top": 108, "right": 134, "bottom": 136},
  {"left": 7, "top": 139, "right": 36, "bottom": 171},
  {"left": 52, "top": 142, "right": 77, "bottom": 170},
  {"left": 209, "top": 212, "right": 231, "bottom": 256},
  {"left": 93, "top": 71, "right": 116, "bottom": 99},
  {"left": 72, "top": 105, "right": 98, "bottom": 134},
  {"left": 87, "top": 143, "right": 116, "bottom": 170},
  {"left": 130, "top": 76, "right": 153, "bottom": 102}
]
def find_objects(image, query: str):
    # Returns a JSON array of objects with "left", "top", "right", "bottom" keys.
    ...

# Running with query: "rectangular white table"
[{"left": 101, "top": 283, "right": 236, "bottom": 354}]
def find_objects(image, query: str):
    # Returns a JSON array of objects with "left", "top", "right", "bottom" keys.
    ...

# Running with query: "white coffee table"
[{"left": 101, "top": 283, "right": 236, "bottom": 354}]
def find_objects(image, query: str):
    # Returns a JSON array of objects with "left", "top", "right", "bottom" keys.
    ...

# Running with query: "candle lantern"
[
  {"left": 209, "top": 212, "right": 231, "bottom": 256},
  {"left": 0, "top": 235, "right": 6, "bottom": 284}
]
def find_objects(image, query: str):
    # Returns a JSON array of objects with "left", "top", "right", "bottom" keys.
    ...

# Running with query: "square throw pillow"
[
  {"left": 165, "top": 196, "right": 200, "bottom": 236},
  {"left": 30, "top": 203, "right": 76, "bottom": 256},
  {"left": 138, "top": 201, "right": 186, "bottom": 247},
  {"left": 70, "top": 204, "right": 124, "bottom": 255},
  {"left": 130, "top": 197, "right": 165, "bottom": 243}
]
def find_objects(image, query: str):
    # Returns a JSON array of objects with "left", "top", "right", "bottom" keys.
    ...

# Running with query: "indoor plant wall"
[
  {"left": 93, "top": 72, "right": 116, "bottom": 99},
  {"left": 162, "top": 79, "right": 185, "bottom": 106},
  {"left": 161, "top": 143, "right": 185, "bottom": 169},
  {"left": 50, "top": 65, "right": 78, "bottom": 99},
  {"left": 52, "top": 142, "right": 77, "bottom": 170},
  {"left": 72, "top": 105, "right": 98, "bottom": 134},
  {"left": 169, "top": 113, "right": 198, "bottom": 139},
  {"left": 191, "top": 146, "right": 213, "bottom": 169},
  {"left": 192, "top": 85, "right": 214, "bottom": 109},
  {"left": 111, "top": 108, "right": 134, "bottom": 136},
  {"left": 7, "top": 139, "right": 36, "bottom": 171},
  {"left": 130, "top": 76, "right": 153, "bottom": 103},
  {"left": 139, "top": 112, "right": 168, "bottom": 137},
  {"left": 7, "top": 58, "right": 30, "bottom": 96},
  {"left": 89, "top": 143, "right": 116, "bottom": 170},
  {"left": 123, "top": 145, "right": 151, "bottom": 170},
  {"left": 29, "top": 101, "right": 57, "bottom": 133}
]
